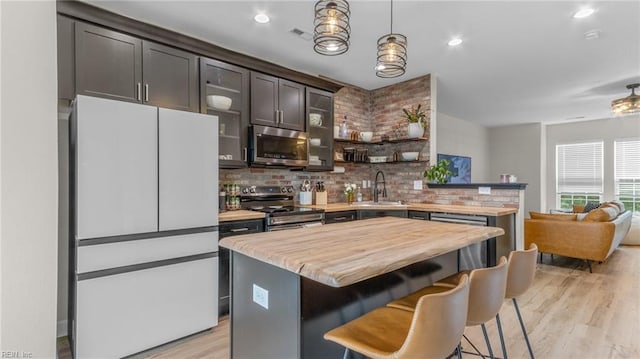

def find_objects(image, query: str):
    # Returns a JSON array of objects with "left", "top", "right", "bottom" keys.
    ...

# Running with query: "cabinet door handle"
[
  {"left": 230, "top": 227, "right": 250, "bottom": 232},
  {"left": 411, "top": 216, "right": 425, "bottom": 219},
  {"left": 243, "top": 147, "right": 248, "bottom": 161},
  {"left": 279, "top": 110, "right": 284, "bottom": 124},
  {"left": 275, "top": 110, "right": 279, "bottom": 125},
  {"left": 136, "top": 83, "right": 141, "bottom": 101},
  {"left": 144, "top": 84, "right": 149, "bottom": 102},
  {"left": 333, "top": 216, "right": 348, "bottom": 221}
]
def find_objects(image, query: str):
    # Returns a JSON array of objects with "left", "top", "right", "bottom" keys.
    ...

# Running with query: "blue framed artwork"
[{"left": 437, "top": 154, "right": 471, "bottom": 184}]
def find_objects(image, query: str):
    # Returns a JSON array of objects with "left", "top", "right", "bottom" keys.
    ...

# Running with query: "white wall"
[
  {"left": 545, "top": 115, "right": 640, "bottom": 211},
  {"left": 488, "top": 123, "right": 544, "bottom": 216},
  {"left": 0, "top": 1, "right": 59, "bottom": 357},
  {"left": 436, "top": 112, "right": 490, "bottom": 181}
]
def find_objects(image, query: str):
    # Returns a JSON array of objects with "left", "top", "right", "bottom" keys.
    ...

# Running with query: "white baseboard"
[{"left": 57, "top": 319, "right": 68, "bottom": 338}]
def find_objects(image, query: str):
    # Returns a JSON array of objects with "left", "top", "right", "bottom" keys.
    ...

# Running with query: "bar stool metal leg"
[
  {"left": 342, "top": 347, "right": 349, "bottom": 359},
  {"left": 457, "top": 343, "right": 463, "bottom": 359},
  {"left": 513, "top": 298, "right": 535, "bottom": 359},
  {"left": 481, "top": 323, "right": 495, "bottom": 359},
  {"left": 495, "top": 313, "right": 508, "bottom": 359}
]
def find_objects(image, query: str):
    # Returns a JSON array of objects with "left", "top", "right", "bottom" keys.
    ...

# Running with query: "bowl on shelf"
[
  {"left": 309, "top": 113, "right": 322, "bottom": 127},
  {"left": 206, "top": 95, "right": 232, "bottom": 110},
  {"left": 359, "top": 131, "right": 373, "bottom": 142},
  {"left": 310, "top": 138, "right": 321, "bottom": 146},
  {"left": 401, "top": 152, "right": 419, "bottom": 161}
]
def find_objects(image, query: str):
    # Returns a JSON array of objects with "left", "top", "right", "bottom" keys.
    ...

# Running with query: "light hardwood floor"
[{"left": 58, "top": 246, "right": 640, "bottom": 358}]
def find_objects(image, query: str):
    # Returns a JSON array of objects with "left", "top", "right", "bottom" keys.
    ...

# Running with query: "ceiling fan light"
[
  {"left": 611, "top": 83, "right": 640, "bottom": 115},
  {"left": 313, "top": 0, "right": 351, "bottom": 56}
]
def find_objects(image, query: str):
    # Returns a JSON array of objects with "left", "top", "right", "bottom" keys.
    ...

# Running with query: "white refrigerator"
[{"left": 69, "top": 95, "right": 219, "bottom": 358}]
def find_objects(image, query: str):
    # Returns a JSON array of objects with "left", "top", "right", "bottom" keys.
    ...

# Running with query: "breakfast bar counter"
[
  {"left": 220, "top": 218, "right": 503, "bottom": 359},
  {"left": 220, "top": 217, "right": 503, "bottom": 287}
]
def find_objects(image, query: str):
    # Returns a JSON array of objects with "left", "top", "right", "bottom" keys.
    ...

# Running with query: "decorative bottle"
[
  {"left": 356, "top": 186, "right": 363, "bottom": 202},
  {"left": 339, "top": 115, "right": 348, "bottom": 139}
]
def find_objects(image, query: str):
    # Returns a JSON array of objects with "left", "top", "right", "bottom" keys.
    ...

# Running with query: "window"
[
  {"left": 556, "top": 142, "right": 603, "bottom": 210},
  {"left": 615, "top": 138, "right": 640, "bottom": 214}
]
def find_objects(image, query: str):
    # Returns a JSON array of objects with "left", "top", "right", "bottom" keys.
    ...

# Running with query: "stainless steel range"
[{"left": 240, "top": 185, "right": 324, "bottom": 231}]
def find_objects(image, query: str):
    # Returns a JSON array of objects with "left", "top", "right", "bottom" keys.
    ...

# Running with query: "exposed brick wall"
[
  {"left": 421, "top": 187, "right": 521, "bottom": 208},
  {"left": 221, "top": 74, "right": 519, "bottom": 208}
]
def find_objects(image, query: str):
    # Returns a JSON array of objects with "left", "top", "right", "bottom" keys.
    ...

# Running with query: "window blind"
[
  {"left": 556, "top": 142, "right": 603, "bottom": 193},
  {"left": 615, "top": 139, "right": 640, "bottom": 211}
]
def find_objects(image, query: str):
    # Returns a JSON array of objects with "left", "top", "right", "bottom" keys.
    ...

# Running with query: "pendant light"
[
  {"left": 376, "top": 0, "right": 407, "bottom": 78},
  {"left": 313, "top": 0, "right": 351, "bottom": 56},
  {"left": 611, "top": 83, "right": 640, "bottom": 114}
]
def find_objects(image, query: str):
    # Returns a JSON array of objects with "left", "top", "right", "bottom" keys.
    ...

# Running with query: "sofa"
[{"left": 524, "top": 201, "right": 632, "bottom": 271}]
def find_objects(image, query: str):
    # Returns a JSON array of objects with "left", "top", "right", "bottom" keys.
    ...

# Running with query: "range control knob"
[
  {"left": 242, "top": 187, "right": 249, "bottom": 194},
  {"left": 281, "top": 186, "right": 288, "bottom": 193},
  {"left": 249, "top": 186, "right": 256, "bottom": 193},
  {"left": 287, "top": 186, "right": 294, "bottom": 193}
]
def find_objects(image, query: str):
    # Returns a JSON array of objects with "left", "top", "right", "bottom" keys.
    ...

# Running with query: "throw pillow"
[
  {"left": 610, "top": 200, "right": 626, "bottom": 213},
  {"left": 599, "top": 203, "right": 620, "bottom": 218},
  {"left": 529, "top": 212, "right": 578, "bottom": 221},
  {"left": 583, "top": 201, "right": 601, "bottom": 213},
  {"left": 583, "top": 208, "right": 614, "bottom": 222}
]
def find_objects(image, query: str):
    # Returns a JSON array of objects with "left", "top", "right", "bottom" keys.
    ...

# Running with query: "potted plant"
[
  {"left": 423, "top": 159, "right": 453, "bottom": 184},
  {"left": 402, "top": 104, "right": 427, "bottom": 138}
]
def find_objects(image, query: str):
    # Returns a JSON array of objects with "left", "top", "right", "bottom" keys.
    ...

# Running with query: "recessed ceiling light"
[
  {"left": 254, "top": 13, "right": 270, "bottom": 24},
  {"left": 448, "top": 37, "right": 463, "bottom": 47},
  {"left": 573, "top": 8, "right": 595, "bottom": 19}
]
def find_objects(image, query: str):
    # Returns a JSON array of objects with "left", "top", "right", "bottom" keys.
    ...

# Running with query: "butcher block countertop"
[
  {"left": 218, "top": 210, "right": 265, "bottom": 222},
  {"left": 219, "top": 217, "right": 504, "bottom": 287},
  {"left": 304, "top": 203, "right": 517, "bottom": 216}
]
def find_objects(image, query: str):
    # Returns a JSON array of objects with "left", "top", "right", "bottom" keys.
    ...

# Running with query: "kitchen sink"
[{"left": 355, "top": 201, "right": 406, "bottom": 206}]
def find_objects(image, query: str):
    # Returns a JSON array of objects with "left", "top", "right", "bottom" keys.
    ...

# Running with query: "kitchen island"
[{"left": 220, "top": 217, "right": 504, "bottom": 358}]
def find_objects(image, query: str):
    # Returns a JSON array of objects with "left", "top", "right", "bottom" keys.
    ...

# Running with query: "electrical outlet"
[
  {"left": 253, "top": 284, "right": 269, "bottom": 309},
  {"left": 478, "top": 186, "right": 491, "bottom": 195},
  {"left": 413, "top": 180, "right": 423, "bottom": 190}
]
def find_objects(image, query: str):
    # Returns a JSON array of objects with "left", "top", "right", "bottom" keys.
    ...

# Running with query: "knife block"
[{"left": 315, "top": 191, "right": 327, "bottom": 206}]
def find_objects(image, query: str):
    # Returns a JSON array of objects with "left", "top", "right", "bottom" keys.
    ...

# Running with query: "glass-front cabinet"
[
  {"left": 200, "top": 58, "right": 250, "bottom": 169},
  {"left": 306, "top": 87, "right": 334, "bottom": 171}
]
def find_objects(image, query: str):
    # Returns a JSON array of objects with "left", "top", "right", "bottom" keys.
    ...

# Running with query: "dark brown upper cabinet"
[
  {"left": 306, "top": 87, "right": 334, "bottom": 171},
  {"left": 200, "top": 58, "right": 250, "bottom": 169},
  {"left": 250, "top": 72, "right": 305, "bottom": 131},
  {"left": 74, "top": 21, "right": 198, "bottom": 112}
]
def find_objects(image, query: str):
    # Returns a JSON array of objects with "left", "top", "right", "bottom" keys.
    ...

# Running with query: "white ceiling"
[{"left": 83, "top": 0, "right": 640, "bottom": 127}]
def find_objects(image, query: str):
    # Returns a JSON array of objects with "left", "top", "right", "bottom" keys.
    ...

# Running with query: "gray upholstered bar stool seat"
[
  {"left": 324, "top": 275, "right": 470, "bottom": 359},
  {"left": 387, "top": 257, "right": 509, "bottom": 359}
]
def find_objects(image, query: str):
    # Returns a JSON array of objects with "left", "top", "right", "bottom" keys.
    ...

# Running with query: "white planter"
[{"left": 407, "top": 122, "right": 424, "bottom": 138}]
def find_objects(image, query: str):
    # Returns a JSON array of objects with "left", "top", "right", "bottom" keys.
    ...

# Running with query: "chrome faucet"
[{"left": 373, "top": 170, "right": 387, "bottom": 203}]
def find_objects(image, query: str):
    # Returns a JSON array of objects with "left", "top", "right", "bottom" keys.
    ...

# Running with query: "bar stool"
[
  {"left": 324, "top": 274, "right": 470, "bottom": 359},
  {"left": 504, "top": 243, "right": 538, "bottom": 359},
  {"left": 388, "top": 257, "right": 509, "bottom": 359}
]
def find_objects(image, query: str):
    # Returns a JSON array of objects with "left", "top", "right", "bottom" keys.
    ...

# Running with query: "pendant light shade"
[
  {"left": 313, "top": 0, "right": 351, "bottom": 56},
  {"left": 376, "top": 0, "right": 407, "bottom": 78},
  {"left": 376, "top": 33, "right": 408, "bottom": 78},
  {"left": 611, "top": 83, "right": 640, "bottom": 114}
]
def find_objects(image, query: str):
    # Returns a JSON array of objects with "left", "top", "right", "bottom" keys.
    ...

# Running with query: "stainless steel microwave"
[{"left": 249, "top": 125, "right": 308, "bottom": 167}]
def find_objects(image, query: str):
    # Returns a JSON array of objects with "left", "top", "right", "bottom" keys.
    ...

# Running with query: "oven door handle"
[{"left": 269, "top": 223, "right": 306, "bottom": 231}]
